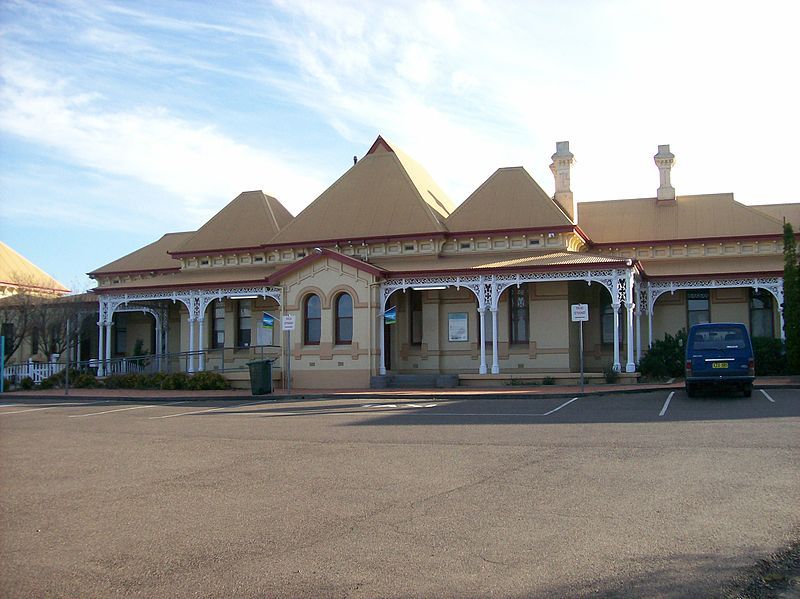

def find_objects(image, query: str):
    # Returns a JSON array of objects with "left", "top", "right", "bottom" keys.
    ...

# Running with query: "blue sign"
[
  {"left": 262, "top": 312, "right": 274, "bottom": 328},
  {"left": 384, "top": 306, "right": 397, "bottom": 325}
]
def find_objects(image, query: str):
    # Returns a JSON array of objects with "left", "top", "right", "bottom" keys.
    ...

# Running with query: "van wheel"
[
  {"left": 743, "top": 384, "right": 753, "bottom": 398},
  {"left": 686, "top": 383, "right": 697, "bottom": 398}
]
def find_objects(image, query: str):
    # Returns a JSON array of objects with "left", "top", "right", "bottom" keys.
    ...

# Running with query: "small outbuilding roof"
[
  {"left": 578, "top": 194, "right": 783, "bottom": 245},
  {"left": 446, "top": 167, "right": 572, "bottom": 233},
  {"left": 0, "top": 241, "right": 69, "bottom": 295},
  {"left": 267, "top": 136, "right": 455, "bottom": 246}
]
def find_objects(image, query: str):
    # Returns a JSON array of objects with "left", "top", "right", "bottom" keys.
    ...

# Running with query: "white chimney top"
[{"left": 654, "top": 144, "right": 676, "bottom": 204}]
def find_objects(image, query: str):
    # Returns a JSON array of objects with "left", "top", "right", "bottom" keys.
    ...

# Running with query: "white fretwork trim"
[
  {"left": 647, "top": 277, "right": 785, "bottom": 341},
  {"left": 98, "top": 286, "right": 282, "bottom": 323},
  {"left": 380, "top": 269, "right": 626, "bottom": 311}
]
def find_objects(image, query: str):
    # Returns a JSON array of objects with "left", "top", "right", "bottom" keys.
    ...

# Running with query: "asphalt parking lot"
[{"left": 1, "top": 389, "right": 798, "bottom": 598}]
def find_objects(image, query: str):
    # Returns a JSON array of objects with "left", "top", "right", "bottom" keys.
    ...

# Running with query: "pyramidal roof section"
[
  {"left": 0, "top": 241, "right": 70, "bottom": 295},
  {"left": 446, "top": 167, "right": 573, "bottom": 233},
  {"left": 89, "top": 232, "right": 193, "bottom": 276},
  {"left": 174, "top": 191, "right": 294, "bottom": 256},
  {"left": 268, "top": 136, "right": 455, "bottom": 246}
]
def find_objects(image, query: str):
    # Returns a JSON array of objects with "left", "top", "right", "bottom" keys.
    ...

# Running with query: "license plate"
[{"left": 712, "top": 362, "right": 729, "bottom": 369}]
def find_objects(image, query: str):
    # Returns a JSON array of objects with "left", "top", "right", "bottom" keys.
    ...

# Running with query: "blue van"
[{"left": 685, "top": 323, "right": 755, "bottom": 397}]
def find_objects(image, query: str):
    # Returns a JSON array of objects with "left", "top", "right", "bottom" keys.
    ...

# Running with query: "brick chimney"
[
  {"left": 550, "top": 141, "right": 575, "bottom": 221},
  {"left": 654, "top": 144, "right": 676, "bottom": 205}
]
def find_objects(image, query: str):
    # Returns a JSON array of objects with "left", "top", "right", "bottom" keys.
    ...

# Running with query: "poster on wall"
[
  {"left": 257, "top": 312, "right": 274, "bottom": 346},
  {"left": 448, "top": 312, "right": 468, "bottom": 341}
]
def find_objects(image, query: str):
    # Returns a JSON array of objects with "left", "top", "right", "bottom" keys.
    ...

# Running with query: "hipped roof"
[
  {"left": 0, "top": 241, "right": 69, "bottom": 294},
  {"left": 446, "top": 167, "right": 572, "bottom": 233},
  {"left": 753, "top": 203, "right": 800, "bottom": 230},
  {"left": 90, "top": 232, "right": 192, "bottom": 276},
  {"left": 578, "top": 194, "right": 783, "bottom": 245},
  {"left": 174, "top": 191, "right": 293, "bottom": 256},
  {"left": 267, "top": 136, "right": 455, "bottom": 246}
]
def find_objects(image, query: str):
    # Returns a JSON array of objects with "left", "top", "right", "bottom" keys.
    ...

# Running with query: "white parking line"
[
  {"left": 659, "top": 392, "right": 675, "bottom": 417},
  {"left": 542, "top": 397, "right": 579, "bottom": 416},
  {"left": 69, "top": 405, "right": 157, "bottom": 418},
  {"left": 0, "top": 401, "right": 110, "bottom": 415},
  {"left": 149, "top": 400, "right": 266, "bottom": 419},
  {"left": 760, "top": 389, "right": 776, "bottom": 403}
]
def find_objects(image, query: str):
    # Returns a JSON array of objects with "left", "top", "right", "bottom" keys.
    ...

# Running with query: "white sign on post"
[
  {"left": 282, "top": 315, "right": 296, "bottom": 331},
  {"left": 571, "top": 304, "right": 589, "bottom": 322}
]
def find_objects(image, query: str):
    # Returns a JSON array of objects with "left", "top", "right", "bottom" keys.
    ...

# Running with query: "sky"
[{"left": 1, "top": 0, "right": 799, "bottom": 292}]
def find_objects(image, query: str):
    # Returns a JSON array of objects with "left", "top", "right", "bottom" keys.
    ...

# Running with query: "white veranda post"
[
  {"left": 478, "top": 307, "right": 487, "bottom": 375},
  {"left": 625, "top": 270, "right": 636, "bottom": 373}
]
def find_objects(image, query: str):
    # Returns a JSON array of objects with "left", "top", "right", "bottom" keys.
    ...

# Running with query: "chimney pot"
[
  {"left": 550, "top": 141, "right": 575, "bottom": 222},
  {"left": 654, "top": 144, "right": 676, "bottom": 204}
]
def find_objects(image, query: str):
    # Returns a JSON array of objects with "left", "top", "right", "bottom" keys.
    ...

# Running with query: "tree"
[
  {"left": 0, "top": 288, "right": 40, "bottom": 361},
  {"left": 0, "top": 279, "right": 88, "bottom": 363},
  {"left": 783, "top": 222, "right": 800, "bottom": 373}
]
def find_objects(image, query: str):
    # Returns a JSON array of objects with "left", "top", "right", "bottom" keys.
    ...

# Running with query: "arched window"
[
  {"left": 304, "top": 294, "right": 321, "bottom": 345},
  {"left": 335, "top": 293, "right": 353, "bottom": 344}
]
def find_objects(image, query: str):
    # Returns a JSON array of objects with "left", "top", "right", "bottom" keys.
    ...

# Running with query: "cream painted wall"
[{"left": 282, "top": 257, "right": 376, "bottom": 389}]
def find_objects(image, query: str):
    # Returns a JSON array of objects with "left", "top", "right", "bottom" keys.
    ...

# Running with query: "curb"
[{"left": 2, "top": 383, "right": 797, "bottom": 403}]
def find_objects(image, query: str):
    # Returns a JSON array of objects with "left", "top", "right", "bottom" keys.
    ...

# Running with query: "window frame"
[
  {"left": 749, "top": 288, "right": 774, "bottom": 338},
  {"left": 409, "top": 290, "right": 423, "bottom": 346},
  {"left": 508, "top": 284, "right": 529, "bottom": 345},
  {"left": 304, "top": 294, "right": 321, "bottom": 346},
  {"left": 236, "top": 299, "right": 252, "bottom": 348},
  {"left": 601, "top": 290, "right": 624, "bottom": 345},
  {"left": 211, "top": 299, "right": 225, "bottom": 349},
  {"left": 686, "top": 289, "right": 710, "bottom": 327},
  {"left": 334, "top": 293, "right": 353, "bottom": 345}
]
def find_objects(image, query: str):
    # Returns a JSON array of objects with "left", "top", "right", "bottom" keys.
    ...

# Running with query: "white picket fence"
[
  {"left": 3, "top": 358, "right": 145, "bottom": 384},
  {"left": 3, "top": 361, "right": 65, "bottom": 384}
]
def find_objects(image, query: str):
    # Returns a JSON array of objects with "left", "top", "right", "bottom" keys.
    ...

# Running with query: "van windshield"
[{"left": 691, "top": 327, "right": 747, "bottom": 350}]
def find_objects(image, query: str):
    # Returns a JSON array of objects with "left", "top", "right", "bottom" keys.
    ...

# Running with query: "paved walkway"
[{"left": 2, "top": 376, "right": 798, "bottom": 402}]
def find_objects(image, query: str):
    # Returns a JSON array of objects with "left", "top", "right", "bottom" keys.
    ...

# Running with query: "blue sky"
[{"left": 1, "top": 0, "right": 799, "bottom": 292}]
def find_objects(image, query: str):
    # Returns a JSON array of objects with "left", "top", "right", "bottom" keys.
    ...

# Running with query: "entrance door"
[{"left": 383, "top": 321, "right": 392, "bottom": 371}]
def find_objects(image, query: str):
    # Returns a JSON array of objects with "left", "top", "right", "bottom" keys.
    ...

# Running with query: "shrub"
[
  {"left": 20, "top": 377, "right": 34, "bottom": 390},
  {"left": 542, "top": 376, "right": 556, "bottom": 385},
  {"left": 73, "top": 373, "right": 99, "bottom": 388},
  {"left": 187, "top": 371, "right": 230, "bottom": 390},
  {"left": 638, "top": 330, "right": 687, "bottom": 380},
  {"left": 603, "top": 365, "right": 620, "bottom": 384},
  {"left": 160, "top": 372, "right": 190, "bottom": 390},
  {"left": 752, "top": 337, "right": 788, "bottom": 376}
]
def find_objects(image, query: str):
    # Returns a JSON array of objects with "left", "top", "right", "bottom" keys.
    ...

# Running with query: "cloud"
[{"left": 0, "top": 60, "right": 327, "bottom": 222}]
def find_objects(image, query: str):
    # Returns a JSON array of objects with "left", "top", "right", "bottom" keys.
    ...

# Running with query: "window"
[
  {"left": 409, "top": 290, "right": 422, "bottom": 345},
  {"left": 509, "top": 284, "right": 529, "bottom": 344},
  {"left": 30, "top": 327, "right": 40, "bottom": 354},
  {"left": 601, "top": 292, "right": 623, "bottom": 344},
  {"left": 687, "top": 290, "right": 710, "bottom": 327},
  {"left": 237, "top": 300, "right": 252, "bottom": 347},
  {"left": 2, "top": 323, "right": 14, "bottom": 354},
  {"left": 115, "top": 316, "right": 127, "bottom": 355},
  {"left": 304, "top": 294, "right": 321, "bottom": 345},
  {"left": 335, "top": 293, "right": 353, "bottom": 344},
  {"left": 750, "top": 289, "right": 774, "bottom": 337},
  {"left": 211, "top": 300, "right": 225, "bottom": 349}
]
